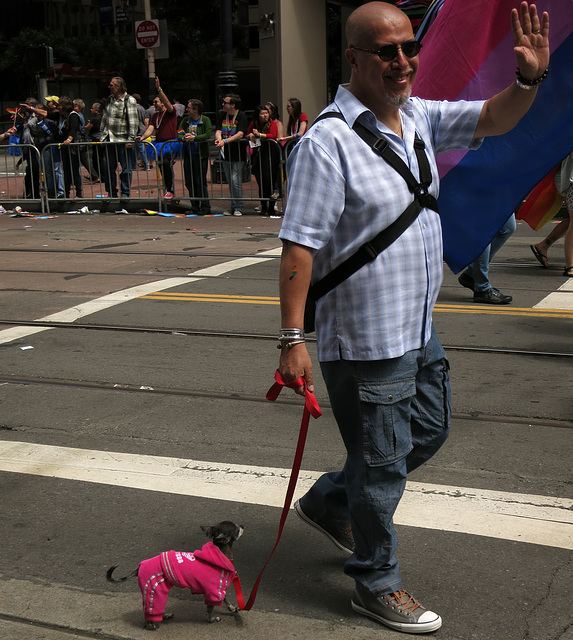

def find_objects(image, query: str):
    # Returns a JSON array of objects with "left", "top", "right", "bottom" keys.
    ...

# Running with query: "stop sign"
[{"left": 135, "top": 20, "right": 160, "bottom": 49}]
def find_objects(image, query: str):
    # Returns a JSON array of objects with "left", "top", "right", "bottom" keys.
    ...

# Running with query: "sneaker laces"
[{"left": 386, "top": 589, "right": 422, "bottom": 614}]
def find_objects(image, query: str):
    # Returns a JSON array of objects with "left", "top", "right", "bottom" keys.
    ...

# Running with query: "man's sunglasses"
[{"left": 350, "top": 40, "right": 422, "bottom": 62}]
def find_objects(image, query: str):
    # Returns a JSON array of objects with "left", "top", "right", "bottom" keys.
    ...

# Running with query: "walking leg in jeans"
[
  {"left": 465, "top": 214, "right": 517, "bottom": 292},
  {"left": 299, "top": 328, "right": 450, "bottom": 597}
]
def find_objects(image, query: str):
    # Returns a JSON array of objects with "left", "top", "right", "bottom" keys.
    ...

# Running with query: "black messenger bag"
[{"left": 303, "top": 112, "right": 439, "bottom": 333}]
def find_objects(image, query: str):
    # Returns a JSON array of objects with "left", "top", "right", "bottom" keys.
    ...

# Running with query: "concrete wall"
[
  {"left": 279, "top": 0, "right": 327, "bottom": 121},
  {"left": 259, "top": 0, "right": 327, "bottom": 122}
]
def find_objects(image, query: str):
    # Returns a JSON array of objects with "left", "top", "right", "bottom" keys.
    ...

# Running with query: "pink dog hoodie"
[
  {"left": 138, "top": 542, "right": 236, "bottom": 622},
  {"left": 160, "top": 542, "right": 236, "bottom": 605}
]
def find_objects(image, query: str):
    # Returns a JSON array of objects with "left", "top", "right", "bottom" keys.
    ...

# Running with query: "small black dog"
[{"left": 107, "top": 521, "right": 244, "bottom": 630}]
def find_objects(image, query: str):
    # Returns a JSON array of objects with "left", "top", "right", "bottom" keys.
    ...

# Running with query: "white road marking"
[
  {"left": 0, "top": 440, "right": 571, "bottom": 550},
  {"left": 534, "top": 277, "right": 573, "bottom": 310},
  {"left": 0, "top": 249, "right": 281, "bottom": 346}
]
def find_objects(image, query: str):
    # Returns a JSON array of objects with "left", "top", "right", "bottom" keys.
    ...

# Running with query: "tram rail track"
[
  {"left": 1, "top": 373, "right": 571, "bottom": 430},
  {"left": 0, "top": 248, "right": 274, "bottom": 258},
  {"left": 0, "top": 244, "right": 568, "bottom": 270},
  {"left": 0, "top": 319, "right": 571, "bottom": 359}
]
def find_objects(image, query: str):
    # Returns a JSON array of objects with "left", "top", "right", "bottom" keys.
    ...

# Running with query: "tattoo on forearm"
[{"left": 289, "top": 265, "right": 298, "bottom": 280}]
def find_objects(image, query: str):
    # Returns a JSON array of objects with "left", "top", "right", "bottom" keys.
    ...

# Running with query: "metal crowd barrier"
[
  {"left": 41, "top": 140, "right": 162, "bottom": 213},
  {"left": 0, "top": 137, "right": 302, "bottom": 215},
  {"left": 169, "top": 137, "right": 286, "bottom": 215},
  {"left": 0, "top": 143, "right": 45, "bottom": 214}
]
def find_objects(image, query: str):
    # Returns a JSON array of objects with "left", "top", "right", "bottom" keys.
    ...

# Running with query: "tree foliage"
[
  {"left": 0, "top": 0, "right": 241, "bottom": 110},
  {"left": 0, "top": 27, "right": 137, "bottom": 100},
  {"left": 151, "top": 0, "right": 223, "bottom": 109}
]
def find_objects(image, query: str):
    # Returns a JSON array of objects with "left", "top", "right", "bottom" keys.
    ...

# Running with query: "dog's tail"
[{"left": 106, "top": 564, "right": 139, "bottom": 583}]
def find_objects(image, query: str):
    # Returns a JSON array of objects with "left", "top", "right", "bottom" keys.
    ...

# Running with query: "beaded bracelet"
[{"left": 515, "top": 67, "right": 548, "bottom": 90}]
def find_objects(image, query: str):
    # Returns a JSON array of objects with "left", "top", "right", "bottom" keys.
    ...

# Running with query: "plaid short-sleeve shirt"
[{"left": 279, "top": 84, "right": 484, "bottom": 362}]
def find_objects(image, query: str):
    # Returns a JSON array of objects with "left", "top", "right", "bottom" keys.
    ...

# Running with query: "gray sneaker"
[
  {"left": 294, "top": 499, "right": 354, "bottom": 555},
  {"left": 351, "top": 583, "right": 442, "bottom": 634}
]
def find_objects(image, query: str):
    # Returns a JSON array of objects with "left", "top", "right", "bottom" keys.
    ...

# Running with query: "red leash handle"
[
  {"left": 265, "top": 369, "right": 322, "bottom": 418},
  {"left": 234, "top": 370, "right": 321, "bottom": 611}
]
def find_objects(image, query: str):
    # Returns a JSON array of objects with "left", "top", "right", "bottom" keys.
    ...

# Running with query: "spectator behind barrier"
[
  {"left": 139, "top": 76, "right": 178, "bottom": 200},
  {"left": 59, "top": 96, "right": 84, "bottom": 198},
  {"left": 100, "top": 76, "right": 138, "bottom": 198},
  {"left": 279, "top": 98, "right": 308, "bottom": 146},
  {"left": 247, "top": 105, "right": 280, "bottom": 216},
  {"left": 179, "top": 98, "right": 212, "bottom": 214},
  {"left": 215, "top": 93, "right": 248, "bottom": 216}
]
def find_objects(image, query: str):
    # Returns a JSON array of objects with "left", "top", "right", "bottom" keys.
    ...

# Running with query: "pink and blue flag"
[{"left": 412, "top": 0, "right": 573, "bottom": 273}]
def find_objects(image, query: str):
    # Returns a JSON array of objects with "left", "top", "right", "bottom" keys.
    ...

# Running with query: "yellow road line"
[
  {"left": 434, "top": 305, "right": 573, "bottom": 319},
  {"left": 138, "top": 293, "right": 573, "bottom": 318}
]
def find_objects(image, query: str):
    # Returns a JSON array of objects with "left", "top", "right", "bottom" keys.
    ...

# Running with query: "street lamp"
[{"left": 217, "top": 0, "right": 238, "bottom": 103}]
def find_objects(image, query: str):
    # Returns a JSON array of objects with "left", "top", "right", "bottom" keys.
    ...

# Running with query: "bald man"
[{"left": 277, "top": 2, "right": 549, "bottom": 634}]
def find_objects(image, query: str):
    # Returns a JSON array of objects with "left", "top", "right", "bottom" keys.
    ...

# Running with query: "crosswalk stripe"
[
  {"left": 0, "top": 441, "right": 570, "bottom": 550},
  {"left": 534, "top": 277, "right": 573, "bottom": 310},
  {"left": 0, "top": 250, "right": 280, "bottom": 346}
]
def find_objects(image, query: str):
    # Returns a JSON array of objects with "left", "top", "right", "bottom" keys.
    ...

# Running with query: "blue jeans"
[
  {"left": 466, "top": 214, "right": 516, "bottom": 292},
  {"left": 103, "top": 143, "right": 134, "bottom": 198},
  {"left": 136, "top": 141, "right": 149, "bottom": 169},
  {"left": 304, "top": 327, "right": 450, "bottom": 596},
  {"left": 222, "top": 160, "right": 244, "bottom": 212},
  {"left": 43, "top": 147, "right": 64, "bottom": 197}
]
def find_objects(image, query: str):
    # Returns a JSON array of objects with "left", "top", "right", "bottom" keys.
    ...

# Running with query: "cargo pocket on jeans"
[{"left": 357, "top": 378, "right": 416, "bottom": 466}]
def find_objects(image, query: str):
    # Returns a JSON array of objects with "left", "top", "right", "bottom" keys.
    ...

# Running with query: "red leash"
[{"left": 233, "top": 370, "right": 322, "bottom": 610}]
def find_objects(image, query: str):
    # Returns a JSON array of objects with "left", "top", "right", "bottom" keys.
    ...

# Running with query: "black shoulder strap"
[{"left": 308, "top": 111, "right": 439, "bottom": 302}]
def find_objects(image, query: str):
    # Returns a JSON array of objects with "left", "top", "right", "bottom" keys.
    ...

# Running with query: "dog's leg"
[
  {"left": 143, "top": 621, "right": 159, "bottom": 631},
  {"left": 206, "top": 605, "right": 221, "bottom": 623},
  {"left": 143, "top": 614, "right": 172, "bottom": 630},
  {"left": 223, "top": 596, "right": 238, "bottom": 613}
]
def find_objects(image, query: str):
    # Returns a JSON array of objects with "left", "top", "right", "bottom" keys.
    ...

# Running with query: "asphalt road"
[{"left": 0, "top": 212, "right": 571, "bottom": 640}]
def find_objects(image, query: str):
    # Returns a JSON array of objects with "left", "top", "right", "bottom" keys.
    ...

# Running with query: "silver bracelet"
[
  {"left": 279, "top": 328, "right": 305, "bottom": 341},
  {"left": 277, "top": 339, "right": 306, "bottom": 350}
]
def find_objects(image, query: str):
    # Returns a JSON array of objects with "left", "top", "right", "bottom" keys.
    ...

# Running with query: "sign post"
[{"left": 136, "top": 1, "right": 159, "bottom": 95}]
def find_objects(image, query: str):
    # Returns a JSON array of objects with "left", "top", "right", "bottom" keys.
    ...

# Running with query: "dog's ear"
[
  {"left": 201, "top": 525, "right": 213, "bottom": 538},
  {"left": 214, "top": 532, "right": 232, "bottom": 544}
]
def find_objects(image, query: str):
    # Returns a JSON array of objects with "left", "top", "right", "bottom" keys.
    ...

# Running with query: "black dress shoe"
[
  {"left": 458, "top": 271, "right": 475, "bottom": 291},
  {"left": 473, "top": 287, "right": 512, "bottom": 305}
]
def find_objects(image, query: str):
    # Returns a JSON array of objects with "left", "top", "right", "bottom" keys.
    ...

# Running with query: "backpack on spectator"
[{"left": 74, "top": 112, "right": 90, "bottom": 153}]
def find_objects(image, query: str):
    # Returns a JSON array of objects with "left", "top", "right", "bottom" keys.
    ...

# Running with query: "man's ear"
[{"left": 345, "top": 47, "right": 358, "bottom": 70}]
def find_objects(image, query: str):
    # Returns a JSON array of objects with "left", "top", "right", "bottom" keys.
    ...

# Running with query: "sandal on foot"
[
  {"left": 563, "top": 266, "right": 573, "bottom": 277},
  {"left": 530, "top": 245, "right": 549, "bottom": 269}
]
